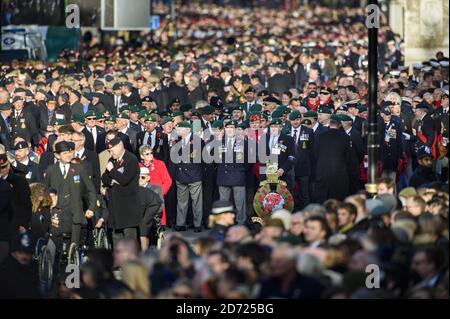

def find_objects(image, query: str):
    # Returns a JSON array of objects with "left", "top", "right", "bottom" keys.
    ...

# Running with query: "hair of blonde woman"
[
  {"left": 121, "top": 260, "right": 151, "bottom": 299},
  {"left": 29, "top": 182, "right": 53, "bottom": 213}
]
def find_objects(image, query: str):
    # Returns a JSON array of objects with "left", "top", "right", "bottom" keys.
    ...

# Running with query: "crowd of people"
[{"left": 0, "top": 3, "right": 448, "bottom": 299}]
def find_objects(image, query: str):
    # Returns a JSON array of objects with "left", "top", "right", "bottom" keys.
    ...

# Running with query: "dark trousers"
[
  {"left": 202, "top": 178, "right": 215, "bottom": 227},
  {"left": 294, "top": 176, "right": 310, "bottom": 210},
  {"left": 112, "top": 227, "right": 137, "bottom": 247},
  {"left": 165, "top": 179, "right": 178, "bottom": 227},
  {"left": 71, "top": 223, "right": 81, "bottom": 245}
]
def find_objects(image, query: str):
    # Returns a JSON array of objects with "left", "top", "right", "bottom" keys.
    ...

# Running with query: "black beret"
[
  {"left": 0, "top": 102, "right": 13, "bottom": 111},
  {"left": 106, "top": 137, "right": 122, "bottom": 149},
  {"left": 14, "top": 141, "right": 29, "bottom": 150},
  {"left": 54, "top": 141, "right": 75, "bottom": 153}
]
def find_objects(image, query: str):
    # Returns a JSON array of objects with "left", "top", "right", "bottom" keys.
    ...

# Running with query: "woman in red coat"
[{"left": 139, "top": 145, "right": 172, "bottom": 226}]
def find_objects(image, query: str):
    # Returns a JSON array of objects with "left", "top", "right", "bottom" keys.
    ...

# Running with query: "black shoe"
[
  {"left": 194, "top": 227, "right": 202, "bottom": 233},
  {"left": 174, "top": 226, "right": 186, "bottom": 232}
]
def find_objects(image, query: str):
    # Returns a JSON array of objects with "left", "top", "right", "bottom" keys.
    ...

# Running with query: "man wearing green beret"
[
  {"left": 115, "top": 112, "right": 137, "bottom": 153},
  {"left": 128, "top": 106, "right": 143, "bottom": 132},
  {"left": 259, "top": 117, "right": 295, "bottom": 188},
  {"left": 213, "top": 118, "right": 249, "bottom": 225},
  {"left": 173, "top": 121, "right": 204, "bottom": 232},
  {"left": 231, "top": 105, "right": 244, "bottom": 124},
  {"left": 138, "top": 110, "right": 148, "bottom": 128},
  {"left": 241, "top": 86, "right": 257, "bottom": 113},
  {"left": 289, "top": 109, "right": 315, "bottom": 209},
  {"left": 136, "top": 115, "right": 169, "bottom": 163},
  {"left": 85, "top": 109, "right": 105, "bottom": 148},
  {"left": 304, "top": 109, "right": 328, "bottom": 138},
  {"left": 171, "top": 111, "right": 184, "bottom": 126},
  {"left": 119, "top": 104, "right": 131, "bottom": 116},
  {"left": 318, "top": 107, "right": 332, "bottom": 128}
]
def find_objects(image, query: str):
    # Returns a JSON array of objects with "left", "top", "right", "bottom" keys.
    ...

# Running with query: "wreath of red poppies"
[{"left": 253, "top": 182, "right": 294, "bottom": 221}]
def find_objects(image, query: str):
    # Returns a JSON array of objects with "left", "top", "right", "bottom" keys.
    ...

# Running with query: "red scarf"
[{"left": 307, "top": 99, "right": 320, "bottom": 111}]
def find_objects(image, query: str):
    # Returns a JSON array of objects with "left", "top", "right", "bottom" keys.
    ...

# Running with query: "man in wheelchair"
[{"left": 138, "top": 166, "right": 163, "bottom": 251}]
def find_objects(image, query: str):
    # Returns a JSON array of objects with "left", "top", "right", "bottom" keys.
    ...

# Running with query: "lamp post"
[{"left": 365, "top": 0, "right": 380, "bottom": 196}]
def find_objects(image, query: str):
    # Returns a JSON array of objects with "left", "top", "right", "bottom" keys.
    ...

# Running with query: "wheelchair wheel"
[
  {"left": 34, "top": 237, "right": 46, "bottom": 259},
  {"left": 95, "top": 228, "right": 110, "bottom": 250},
  {"left": 38, "top": 245, "right": 53, "bottom": 291},
  {"left": 67, "top": 243, "right": 80, "bottom": 266}
]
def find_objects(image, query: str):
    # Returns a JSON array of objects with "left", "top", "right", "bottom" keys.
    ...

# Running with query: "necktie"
[
  {"left": 149, "top": 133, "right": 154, "bottom": 148},
  {"left": 227, "top": 138, "right": 233, "bottom": 151},
  {"left": 294, "top": 129, "right": 298, "bottom": 146}
]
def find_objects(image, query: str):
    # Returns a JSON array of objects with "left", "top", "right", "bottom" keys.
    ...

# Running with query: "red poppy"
[
  {"left": 70, "top": 168, "right": 76, "bottom": 173},
  {"left": 156, "top": 132, "right": 161, "bottom": 139}
]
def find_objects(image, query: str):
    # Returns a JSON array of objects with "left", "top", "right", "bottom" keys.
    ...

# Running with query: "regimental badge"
[{"left": 236, "top": 152, "right": 243, "bottom": 160}]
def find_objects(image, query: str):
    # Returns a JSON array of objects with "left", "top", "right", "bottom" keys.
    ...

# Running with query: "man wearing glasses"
[{"left": 84, "top": 110, "right": 105, "bottom": 149}]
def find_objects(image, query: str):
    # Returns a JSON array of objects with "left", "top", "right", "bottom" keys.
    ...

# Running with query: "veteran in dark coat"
[
  {"left": 314, "top": 115, "right": 352, "bottom": 203},
  {"left": 101, "top": 138, "right": 141, "bottom": 244}
]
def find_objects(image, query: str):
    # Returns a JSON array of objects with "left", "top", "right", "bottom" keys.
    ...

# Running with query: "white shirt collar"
[
  {"left": 20, "top": 158, "right": 30, "bottom": 166},
  {"left": 345, "top": 127, "right": 352, "bottom": 135},
  {"left": 312, "top": 122, "right": 319, "bottom": 132}
]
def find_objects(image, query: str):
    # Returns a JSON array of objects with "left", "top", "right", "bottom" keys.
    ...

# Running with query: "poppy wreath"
[{"left": 253, "top": 182, "right": 294, "bottom": 221}]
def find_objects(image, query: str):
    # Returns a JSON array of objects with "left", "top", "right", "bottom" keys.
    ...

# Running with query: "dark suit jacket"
[
  {"left": 291, "top": 125, "right": 315, "bottom": 177},
  {"left": 6, "top": 171, "right": 32, "bottom": 231},
  {"left": 101, "top": 150, "right": 141, "bottom": 229},
  {"left": 313, "top": 123, "right": 328, "bottom": 138},
  {"left": 38, "top": 151, "right": 57, "bottom": 173},
  {"left": 260, "top": 133, "right": 296, "bottom": 174},
  {"left": 172, "top": 134, "right": 204, "bottom": 184},
  {"left": 44, "top": 163, "right": 96, "bottom": 224},
  {"left": 79, "top": 149, "right": 101, "bottom": 193},
  {"left": 0, "top": 115, "right": 12, "bottom": 150},
  {"left": 121, "top": 92, "right": 141, "bottom": 106},
  {"left": 10, "top": 110, "right": 39, "bottom": 146},
  {"left": 139, "top": 187, "right": 163, "bottom": 227},
  {"left": 353, "top": 116, "right": 365, "bottom": 135},
  {"left": 22, "top": 160, "right": 43, "bottom": 184},
  {"left": 81, "top": 127, "right": 95, "bottom": 151},
  {"left": 0, "top": 179, "right": 12, "bottom": 241},
  {"left": 215, "top": 138, "right": 250, "bottom": 186},
  {"left": 136, "top": 129, "right": 170, "bottom": 163}
]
